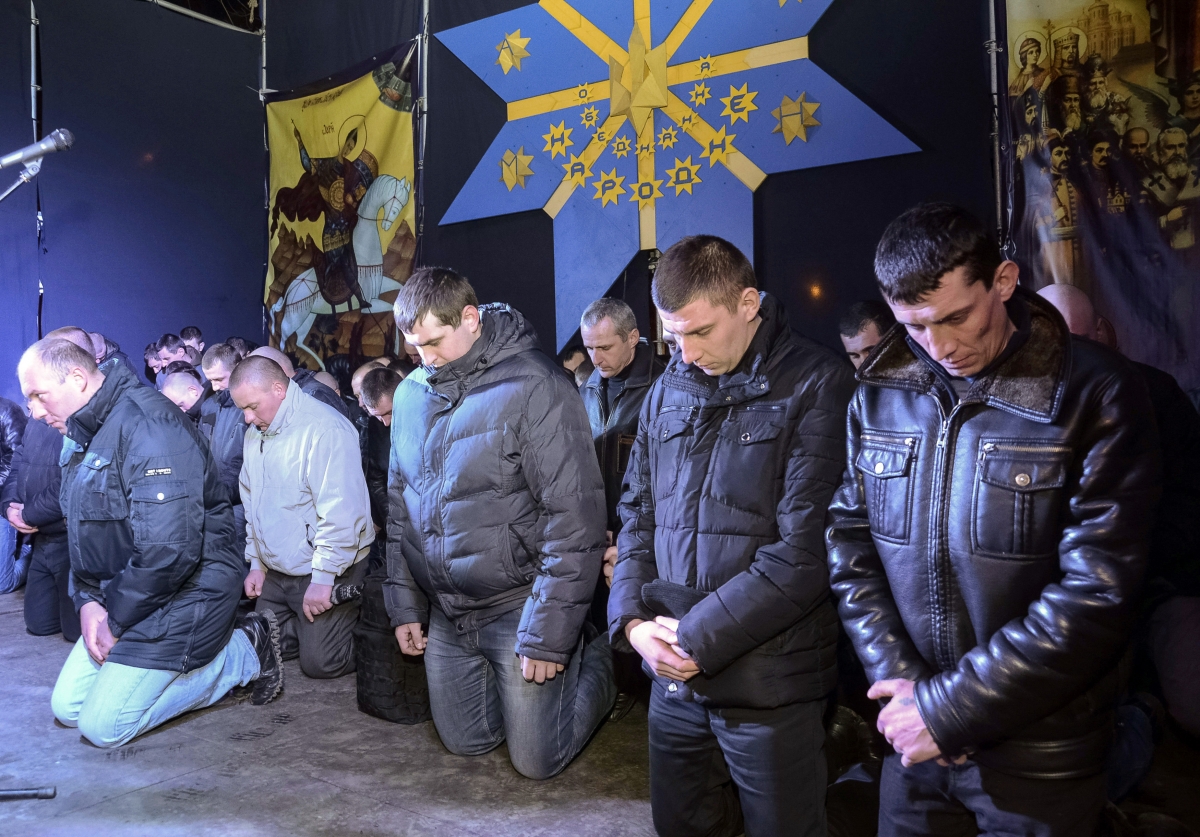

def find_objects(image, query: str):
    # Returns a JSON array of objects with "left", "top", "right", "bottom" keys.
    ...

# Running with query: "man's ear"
[
  {"left": 740, "top": 286, "right": 761, "bottom": 322},
  {"left": 994, "top": 260, "right": 1020, "bottom": 302},
  {"left": 627, "top": 327, "right": 641, "bottom": 345},
  {"left": 461, "top": 305, "right": 481, "bottom": 333}
]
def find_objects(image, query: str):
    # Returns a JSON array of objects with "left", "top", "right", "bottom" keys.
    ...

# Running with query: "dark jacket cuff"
[{"left": 915, "top": 675, "right": 973, "bottom": 758}]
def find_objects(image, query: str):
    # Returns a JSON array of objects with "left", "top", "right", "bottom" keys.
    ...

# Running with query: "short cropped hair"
[
  {"left": 838, "top": 300, "right": 897, "bottom": 338},
  {"left": 229, "top": 355, "right": 289, "bottom": 391},
  {"left": 558, "top": 345, "right": 586, "bottom": 365},
  {"left": 45, "top": 326, "right": 93, "bottom": 352},
  {"left": 361, "top": 367, "right": 403, "bottom": 410},
  {"left": 180, "top": 326, "right": 202, "bottom": 343},
  {"left": 393, "top": 267, "right": 479, "bottom": 332},
  {"left": 224, "top": 337, "right": 250, "bottom": 360},
  {"left": 874, "top": 203, "right": 1001, "bottom": 305},
  {"left": 652, "top": 235, "right": 756, "bottom": 314},
  {"left": 581, "top": 298, "right": 637, "bottom": 339},
  {"left": 157, "top": 333, "right": 184, "bottom": 353},
  {"left": 161, "top": 360, "right": 201, "bottom": 384},
  {"left": 144, "top": 343, "right": 158, "bottom": 362},
  {"left": 202, "top": 343, "right": 240, "bottom": 371},
  {"left": 22, "top": 338, "right": 98, "bottom": 381}
]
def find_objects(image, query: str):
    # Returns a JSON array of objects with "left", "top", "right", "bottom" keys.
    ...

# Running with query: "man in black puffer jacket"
[
  {"left": 385, "top": 268, "right": 615, "bottom": 781},
  {"left": 826, "top": 205, "right": 1160, "bottom": 836},
  {"left": 609, "top": 236, "right": 855, "bottom": 837},
  {"left": 2, "top": 416, "right": 80, "bottom": 641},
  {"left": 199, "top": 343, "right": 250, "bottom": 562},
  {"left": 17, "top": 338, "right": 284, "bottom": 748}
]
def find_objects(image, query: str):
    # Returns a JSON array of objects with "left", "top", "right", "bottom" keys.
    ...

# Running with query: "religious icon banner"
[
  {"left": 999, "top": 0, "right": 1200, "bottom": 393},
  {"left": 434, "top": 1, "right": 919, "bottom": 348},
  {"left": 265, "top": 42, "right": 418, "bottom": 371}
]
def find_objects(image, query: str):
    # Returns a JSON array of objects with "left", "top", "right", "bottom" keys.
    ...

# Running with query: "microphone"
[{"left": 0, "top": 129, "right": 74, "bottom": 170}]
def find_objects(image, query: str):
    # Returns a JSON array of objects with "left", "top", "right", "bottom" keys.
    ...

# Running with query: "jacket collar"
[
  {"left": 856, "top": 287, "right": 1071, "bottom": 423},
  {"left": 66, "top": 363, "right": 139, "bottom": 448},
  {"left": 662, "top": 292, "right": 790, "bottom": 405},
  {"left": 583, "top": 340, "right": 658, "bottom": 394},
  {"left": 426, "top": 303, "right": 540, "bottom": 400},
  {"left": 263, "top": 380, "right": 303, "bottom": 437}
]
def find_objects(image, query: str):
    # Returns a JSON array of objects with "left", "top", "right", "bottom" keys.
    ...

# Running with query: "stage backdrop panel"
[
  {"left": 35, "top": 0, "right": 265, "bottom": 379},
  {"left": 1000, "top": 0, "right": 1200, "bottom": 393},
  {"left": 265, "top": 45, "right": 418, "bottom": 370},
  {"left": 0, "top": 0, "right": 39, "bottom": 404}
]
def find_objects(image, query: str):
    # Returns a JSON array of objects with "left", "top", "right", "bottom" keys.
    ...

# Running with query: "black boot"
[{"left": 238, "top": 610, "right": 284, "bottom": 705}]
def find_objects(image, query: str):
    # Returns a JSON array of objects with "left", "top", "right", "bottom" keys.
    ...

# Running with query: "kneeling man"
[{"left": 19, "top": 339, "right": 283, "bottom": 749}]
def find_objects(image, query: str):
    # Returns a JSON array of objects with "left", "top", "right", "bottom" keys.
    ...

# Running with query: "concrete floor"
[
  {"left": 0, "top": 589, "right": 654, "bottom": 837},
  {"left": 3, "top": 583, "right": 1199, "bottom": 837}
]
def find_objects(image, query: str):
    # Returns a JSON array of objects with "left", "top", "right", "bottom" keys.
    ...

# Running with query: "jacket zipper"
[
  {"left": 979, "top": 442, "right": 1071, "bottom": 455},
  {"left": 861, "top": 433, "right": 916, "bottom": 448},
  {"left": 929, "top": 398, "right": 962, "bottom": 672}
]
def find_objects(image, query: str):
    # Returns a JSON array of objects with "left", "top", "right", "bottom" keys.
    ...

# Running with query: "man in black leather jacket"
[
  {"left": 578, "top": 298, "right": 665, "bottom": 722},
  {"left": 826, "top": 204, "right": 1160, "bottom": 836},
  {"left": 610, "top": 236, "right": 855, "bottom": 837}
]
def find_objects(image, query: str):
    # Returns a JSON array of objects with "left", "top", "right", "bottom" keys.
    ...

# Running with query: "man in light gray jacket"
[{"left": 233, "top": 356, "right": 373, "bottom": 679}]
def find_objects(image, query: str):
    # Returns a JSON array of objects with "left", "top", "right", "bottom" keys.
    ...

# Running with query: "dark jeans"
[
  {"left": 879, "top": 754, "right": 1106, "bottom": 837},
  {"left": 255, "top": 560, "right": 366, "bottom": 679},
  {"left": 648, "top": 681, "right": 827, "bottom": 837},
  {"left": 24, "top": 538, "right": 80, "bottom": 642},
  {"left": 1148, "top": 595, "right": 1200, "bottom": 738}
]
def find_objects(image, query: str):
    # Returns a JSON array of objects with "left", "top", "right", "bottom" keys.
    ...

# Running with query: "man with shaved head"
[
  {"left": 1037, "top": 284, "right": 1099, "bottom": 340},
  {"left": 351, "top": 359, "right": 388, "bottom": 409},
  {"left": 16, "top": 338, "right": 284, "bottom": 748},
  {"left": 159, "top": 371, "right": 207, "bottom": 425},
  {"left": 248, "top": 346, "right": 349, "bottom": 419},
  {"left": 233, "top": 356, "right": 373, "bottom": 679}
]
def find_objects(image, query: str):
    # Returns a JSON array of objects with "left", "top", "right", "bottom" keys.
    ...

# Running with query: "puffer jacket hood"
[{"left": 384, "top": 303, "right": 608, "bottom": 666}]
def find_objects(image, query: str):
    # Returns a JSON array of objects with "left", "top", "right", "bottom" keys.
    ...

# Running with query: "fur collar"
[{"left": 856, "top": 287, "right": 1071, "bottom": 423}]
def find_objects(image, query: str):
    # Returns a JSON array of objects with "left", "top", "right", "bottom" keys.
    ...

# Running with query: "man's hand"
[
  {"left": 5, "top": 503, "right": 37, "bottom": 535},
  {"left": 302, "top": 582, "right": 333, "bottom": 622},
  {"left": 521, "top": 656, "right": 565, "bottom": 684},
  {"left": 244, "top": 568, "right": 266, "bottom": 599},
  {"left": 394, "top": 622, "right": 427, "bottom": 656},
  {"left": 869, "top": 679, "right": 963, "bottom": 768},
  {"left": 602, "top": 545, "right": 618, "bottom": 588},
  {"left": 626, "top": 617, "right": 701, "bottom": 682},
  {"left": 80, "top": 601, "right": 116, "bottom": 664}
]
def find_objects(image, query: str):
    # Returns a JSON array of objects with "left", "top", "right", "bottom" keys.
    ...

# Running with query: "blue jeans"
[
  {"left": 51, "top": 631, "right": 260, "bottom": 748},
  {"left": 0, "top": 521, "right": 29, "bottom": 593},
  {"left": 423, "top": 606, "right": 615, "bottom": 779},
  {"left": 648, "top": 681, "right": 827, "bottom": 837}
]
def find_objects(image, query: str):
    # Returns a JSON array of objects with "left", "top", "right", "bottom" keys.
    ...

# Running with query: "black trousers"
[
  {"left": 879, "top": 754, "right": 1106, "bottom": 837},
  {"left": 24, "top": 538, "right": 80, "bottom": 642},
  {"left": 648, "top": 681, "right": 827, "bottom": 837}
]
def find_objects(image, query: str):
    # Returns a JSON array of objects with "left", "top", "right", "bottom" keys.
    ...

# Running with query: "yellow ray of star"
[
  {"left": 592, "top": 167, "right": 627, "bottom": 207},
  {"left": 538, "top": 0, "right": 628, "bottom": 64},
  {"left": 496, "top": 30, "right": 531, "bottom": 75},
  {"left": 772, "top": 93, "right": 821, "bottom": 144},
  {"left": 544, "top": 113, "right": 628, "bottom": 218},
  {"left": 664, "top": 91, "right": 766, "bottom": 189},
  {"left": 508, "top": 82, "right": 612, "bottom": 121},
  {"left": 667, "top": 37, "right": 809, "bottom": 86},
  {"left": 499, "top": 146, "right": 535, "bottom": 190},
  {"left": 634, "top": 115, "right": 657, "bottom": 249},
  {"left": 720, "top": 83, "right": 759, "bottom": 124},
  {"left": 665, "top": 156, "right": 702, "bottom": 195},
  {"left": 662, "top": 0, "right": 716, "bottom": 58}
]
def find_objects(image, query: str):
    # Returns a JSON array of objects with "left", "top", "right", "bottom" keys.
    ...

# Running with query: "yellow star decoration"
[
  {"left": 610, "top": 135, "right": 632, "bottom": 158},
  {"left": 542, "top": 121, "right": 574, "bottom": 159},
  {"left": 574, "top": 82, "right": 594, "bottom": 104},
  {"left": 499, "top": 146, "right": 534, "bottom": 191},
  {"left": 592, "top": 168, "right": 627, "bottom": 207},
  {"left": 676, "top": 108, "right": 698, "bottom": 129},
  {"left": 580, "top": 105, "right": 600, "bottom": 129},
  {"left": 562, "top": 153, "right": 592, "bottom": 187},
  {"left": 697, "top": 55, "right": 715, "bottom": 79},
  {"left": 779, "top": 0, "right": 801, "bottom": 5},
  {"left": 700, "top": 125, "right": 736, "bottom": 167},
  {"left": 720, "top": 84, "right": 759, "bottom": 125},
  {"left": 592, "top": 128, "right": 610, "bottom": 144},
  {"left": 772, "top": 93, "right": 821, "bottom": 144},
  {"left": 665, "top": 156, "right": 702, "bottom": 195},
  {"left": 495, "top": 30, "right": 530, "bottom": 75},
  {"left": 629, "top": 177, "right": 664, "bottom": 209},
  {"left": 690, "top": 82, "right": 711, "bottom": 107},
  {"left": 657, "top": 126, "right": 679, "bottom": 149}
]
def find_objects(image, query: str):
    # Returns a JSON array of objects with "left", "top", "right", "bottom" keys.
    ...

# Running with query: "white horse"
[{"left": 272, "top": 173, "right": 412, "bottom": 369}]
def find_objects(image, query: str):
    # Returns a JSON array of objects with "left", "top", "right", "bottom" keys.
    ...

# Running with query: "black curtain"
[
  {"left": 0, "top": 0, "right": 39, "bottom": 402},
  {"left": 36, "top": 0, "right": 266, "bottom": 379}
]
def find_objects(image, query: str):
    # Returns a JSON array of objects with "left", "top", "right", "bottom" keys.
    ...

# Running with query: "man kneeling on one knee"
[
  {"left": 20, "top": 338, "right": 283, "bottom": 749},
  {"left": 233, "top": 356, "right": 373, "bottom": 679}
]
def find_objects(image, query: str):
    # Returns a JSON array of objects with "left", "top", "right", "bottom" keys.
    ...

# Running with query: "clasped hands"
[
  {"left": 869, "top": 678, "right": 966, "bottom": 768},
  {"left": 392, "top": 622, "right": 565, "bottom": 684},
  {"left": 625, "top": 616, "right": 700, "bottom": 682}
]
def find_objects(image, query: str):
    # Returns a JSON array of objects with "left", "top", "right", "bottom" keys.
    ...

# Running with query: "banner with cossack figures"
[
  {"left": 999, "top": 0, "right": 1200, "bottom": 394},
  {"left": 265, "top": 43, "right": 418, "bottom": 371}
]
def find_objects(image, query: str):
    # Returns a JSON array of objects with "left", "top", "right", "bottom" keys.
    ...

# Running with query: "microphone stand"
[{"left": 0, "top": 159, "right": 41, "bottom": 204}]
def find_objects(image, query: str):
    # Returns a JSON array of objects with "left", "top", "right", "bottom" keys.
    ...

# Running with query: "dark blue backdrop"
[{"left": 33, "top": 0, "right": 265, "bottom": 384}]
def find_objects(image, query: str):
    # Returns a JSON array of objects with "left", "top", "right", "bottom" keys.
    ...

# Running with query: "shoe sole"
[{"left": 251, "top": 609, "right": 284, "bottom": 706}]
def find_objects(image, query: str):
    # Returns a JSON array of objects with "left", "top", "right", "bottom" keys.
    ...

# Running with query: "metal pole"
[
  {"left": 0, "top": 787, "right": 55, "bottom": 801},
  {"left": 987, "top": 2, "right": 1003, "bottom": 241},
  {"left": 29, "top": 1, "right": 38, "bottom": 141},
  {"left": 416, "top": 0, "right": 429, "bottom": 261}
]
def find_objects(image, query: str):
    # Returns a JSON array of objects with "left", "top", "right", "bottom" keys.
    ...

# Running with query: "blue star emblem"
[{"left": 437, "top": 0, "right": 918, "bottom": 346}]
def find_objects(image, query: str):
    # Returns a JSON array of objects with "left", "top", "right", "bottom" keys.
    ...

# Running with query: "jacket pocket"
[
  {"left": 710, "top": 408, "right": 785, "bottom": 518},
  {"left": 76, "top": 449, "right": 127, "bottom": 521},
  {"left": 855, "top": 432, "right": 918, "bottom": 544},
  {"left": 649, "top": 408, "right": 696, "bottom": 500},
  {"left": 500, "top": 524, "right": 535, "bottom": 586},
  {"left": 972, "top": 439, "right": 1070, "bottom": 559},
  {"left": 130, "top": 481, "right": 191, "bottom": 545}
]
